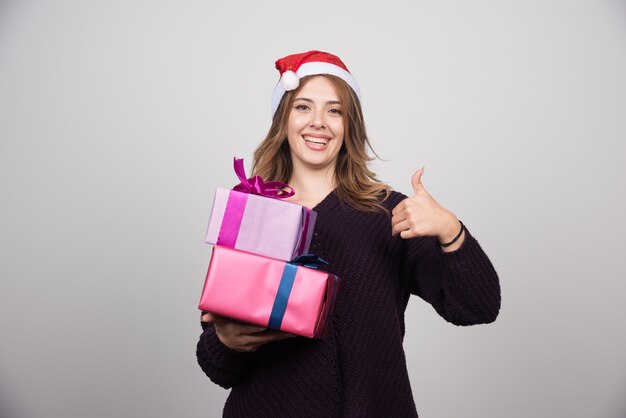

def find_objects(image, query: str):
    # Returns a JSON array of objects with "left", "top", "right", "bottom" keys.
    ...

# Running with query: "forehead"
[{"left": 296, "top": 76, "right": 340, "bottom": 100}]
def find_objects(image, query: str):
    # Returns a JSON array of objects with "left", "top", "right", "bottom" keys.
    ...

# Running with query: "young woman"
[{"left": 197, "top": 50, "right": 501, "bottom": 417}]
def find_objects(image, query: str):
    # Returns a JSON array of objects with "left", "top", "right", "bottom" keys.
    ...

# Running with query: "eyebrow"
[{"left": 294, "top": 97, "right": 341, "bottom": 105}]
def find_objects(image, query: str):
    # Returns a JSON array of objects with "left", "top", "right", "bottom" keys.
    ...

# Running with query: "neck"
[{"left": 288, "top": 160, "right": 336, "bottom": 201}]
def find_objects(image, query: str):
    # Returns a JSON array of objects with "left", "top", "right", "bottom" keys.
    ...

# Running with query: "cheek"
[
  {"left": 286, "top": 132, "right": 298, "bottom": 150},
  {"left": 334, "top": 139, "right": 344, "bottom": 153},
  {"left": 332, "top": 121, "right": 345, "bottom": 144},
  {"left": 288, "top": 115, "right": 306, "bottom": 135},
  {"left": 286, "top": 117, "right": 298, "bottom": 140}
]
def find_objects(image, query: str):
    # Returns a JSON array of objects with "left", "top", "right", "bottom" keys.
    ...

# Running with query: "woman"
[{"left": 197, "top": 50, "right": 501, "bottom": 417}]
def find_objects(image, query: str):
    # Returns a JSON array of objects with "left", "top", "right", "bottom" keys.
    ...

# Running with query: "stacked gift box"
[{"left": 198, "top": 158, "right": 340, "bottom": 339}]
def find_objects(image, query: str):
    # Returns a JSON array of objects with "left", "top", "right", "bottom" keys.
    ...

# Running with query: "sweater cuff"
[
  {"left": 436, "top": 227, "right": 501, "bottom": 325},
  {"left": 197, "top": 325, "right": 252, "bottom": 371}
]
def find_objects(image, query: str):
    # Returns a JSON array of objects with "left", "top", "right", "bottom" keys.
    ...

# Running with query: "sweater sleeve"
[
  {"left": 401, "top": 226, "right": 501, "bottom": 326},
  {"left": 196, "top": 321, "right": 257, "bottom": 389}
]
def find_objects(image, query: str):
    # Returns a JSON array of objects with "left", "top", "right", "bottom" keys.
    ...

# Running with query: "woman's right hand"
[{"left": 201, "top": 312, "right": 296, "bottom": 352}]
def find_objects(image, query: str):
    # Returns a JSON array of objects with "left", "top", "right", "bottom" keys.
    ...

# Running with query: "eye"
[
  {"left": 294, "top": 104, "right": 310, "bottom": 111},
  {"left": 329, "top": 108, "right": 342, "bottom": 115}
]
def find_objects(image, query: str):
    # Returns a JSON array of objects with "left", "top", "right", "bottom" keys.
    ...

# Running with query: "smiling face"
[{"left": 286, "top": 76, "right": 345, "bottom": 172}]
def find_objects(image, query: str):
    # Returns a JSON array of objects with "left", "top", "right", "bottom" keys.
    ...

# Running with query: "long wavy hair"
[{"left": 252, "top": 74, "right": 391, "bottom": 213}]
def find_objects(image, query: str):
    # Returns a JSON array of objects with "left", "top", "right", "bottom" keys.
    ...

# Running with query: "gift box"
[
  {"left": 198, "top": 245, "right": 340, "bottom": 339},
  {"left": 204, "top": 158, "right": 317, "bottom": 261}
]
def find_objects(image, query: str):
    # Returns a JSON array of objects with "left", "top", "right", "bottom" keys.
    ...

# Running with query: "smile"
[{"left": 303, "top": 135, "right": 329, "bottom": 145}]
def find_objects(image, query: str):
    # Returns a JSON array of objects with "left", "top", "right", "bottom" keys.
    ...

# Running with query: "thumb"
[{"left": 411, "top": 167, "right": 426, "bottom": 194}]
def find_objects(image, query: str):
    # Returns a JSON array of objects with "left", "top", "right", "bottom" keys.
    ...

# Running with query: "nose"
[{"left": 309, "top": 108, "right": 326, "bottom": 129}]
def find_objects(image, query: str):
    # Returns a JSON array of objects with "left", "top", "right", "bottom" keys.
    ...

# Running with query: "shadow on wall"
[
  {"left": 609, "top": 385, "right": 626, "bottom": 418},
  {"left": 0, "top": 0, "right": 23, "bottom": 50},
  {"left": 0, "top": 385, "right": 27, "bottom": 418}
]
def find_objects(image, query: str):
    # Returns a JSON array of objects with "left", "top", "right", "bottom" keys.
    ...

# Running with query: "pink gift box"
[
  {"left": 198, "top": 245, "right": 340, "bottom": 339},
  {"left": 205, "top": 187, "right": 317, "bottom": 261}
]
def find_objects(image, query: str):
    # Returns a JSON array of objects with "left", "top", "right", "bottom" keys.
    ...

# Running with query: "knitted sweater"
[{"left": 196, "top": 190, "right": 501, "bottom": 417}]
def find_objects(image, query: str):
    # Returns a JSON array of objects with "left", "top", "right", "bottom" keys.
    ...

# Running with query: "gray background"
[{"left": 1, "top": 0, "right": 625, "bottom": 417}]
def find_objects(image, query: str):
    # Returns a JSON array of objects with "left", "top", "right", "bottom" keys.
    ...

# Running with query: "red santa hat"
[{"left": 271, "top": 50, "right": 362, "bottom": 117}]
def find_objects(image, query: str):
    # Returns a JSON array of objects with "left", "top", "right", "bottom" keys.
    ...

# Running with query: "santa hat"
[{"left": 271, "top": 50, "right": 362, "bottom": 117}]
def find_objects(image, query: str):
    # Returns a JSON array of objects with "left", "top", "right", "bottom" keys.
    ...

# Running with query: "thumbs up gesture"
[{"left": 391, "top": 168, "right": 465, "bottom": 250}]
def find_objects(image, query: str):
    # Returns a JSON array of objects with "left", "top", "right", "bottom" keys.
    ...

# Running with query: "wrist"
[{"left": 437, "top": 214, "right": 461, "bottom": 243}]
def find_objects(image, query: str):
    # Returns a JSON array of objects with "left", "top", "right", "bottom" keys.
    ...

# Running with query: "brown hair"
[{"left": 252, "top": 74, "right": 391, "bottom": 212}]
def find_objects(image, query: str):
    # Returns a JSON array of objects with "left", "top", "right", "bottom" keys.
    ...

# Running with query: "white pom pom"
[{"left": 280, "top": 71, "right": 300, "bottom": 91}]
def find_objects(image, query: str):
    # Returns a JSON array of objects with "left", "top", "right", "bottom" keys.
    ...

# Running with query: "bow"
[
  {"left": 290, "top": 254, "right": 329, "bottom": 269},
  {"left": 232, "top": 158, "right": 295, "bottom": 199}
]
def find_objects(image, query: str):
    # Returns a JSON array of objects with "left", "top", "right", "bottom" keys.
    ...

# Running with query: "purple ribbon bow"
[{"left": 232, "top": 158, "right": 295, "bottom": 198}]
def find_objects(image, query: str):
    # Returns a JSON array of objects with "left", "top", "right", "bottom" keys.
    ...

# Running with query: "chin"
[{"left": 301, "top": 153, "right": 338, "bottom": 167}]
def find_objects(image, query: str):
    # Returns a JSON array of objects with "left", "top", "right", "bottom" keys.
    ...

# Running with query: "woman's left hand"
[{"left": 391, "top": 168, "right": 465, "bottom": 251}]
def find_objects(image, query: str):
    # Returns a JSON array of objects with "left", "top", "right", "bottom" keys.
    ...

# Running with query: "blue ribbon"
[
  {"left": 290, "top": 254, "right": 329, "bottom": 269},
  {"left": 267, "top": 255, "right": 329, "bottom": 330},
  {"left": 268, "top": 263, "right": 297, "bottom": 330}
]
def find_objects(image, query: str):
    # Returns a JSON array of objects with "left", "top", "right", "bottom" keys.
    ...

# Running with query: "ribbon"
[
  {"left": 217, "top": 157, "right": 296, "bottom": 246},
  {"left": 216, "top": 191, "right": 248, "bottom": 247},
  {"left": 267, "top": 254, "right": 329, "bottom": 330},
  {"left": 268, "top": 263, "right": 297, "bottom": 330},
  {"left": 290, "top": 254, "right": 329, "bottom": 269},
  {"left": 232, "top": 158, "right": 295, "bottom": 199}
]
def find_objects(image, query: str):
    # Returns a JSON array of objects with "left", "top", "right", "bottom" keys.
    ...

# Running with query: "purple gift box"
[{"left": 204, "top": 158, "right": 317, "bottom": 261}]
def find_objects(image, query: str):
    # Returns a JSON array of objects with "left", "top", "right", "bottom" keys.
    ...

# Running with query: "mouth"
[{"left": 302, "top": 135, "right": 330, "bottom": 146}]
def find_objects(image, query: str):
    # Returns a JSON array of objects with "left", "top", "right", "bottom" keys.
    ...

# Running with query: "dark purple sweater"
[{"left": 196, "top": 190, "right": 501, "bottom": 417}]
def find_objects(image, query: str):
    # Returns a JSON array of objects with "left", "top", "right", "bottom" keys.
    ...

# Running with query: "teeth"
[{"left": 303, "top": 136, "right": 328, "bottom": 145}]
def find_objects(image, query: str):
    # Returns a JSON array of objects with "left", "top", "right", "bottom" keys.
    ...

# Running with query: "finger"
[
  {"left": 391, "top": 198, "right": 409, "bottom": 217},
  {"left": 258, "top": 329, "right": 297, "bottom": 339},
  {"left": 264, "top": 330, "right": 297, "bottom": 341},
  {"left": 246, "top": 324, "right": 270, "bottom": 334},
  {"left": 211, "top": 315, "right": 233, "bottom": 328},
  {"left": 411, "top": 167, "right": 426, "bottom": 194},
  {"left": 391, "top": 211, "right": 408, "bottom": 226},
  {"left": 400, "top": 228, "right": 419, "bottom": 239},
  {"left": 220, "top": 320, "right": 268, "bottom": 335},
  {"left": 391, "top": 203, "right": 400, "bottom": 217},
  {"left": 390, "top": 218, "right": 401, "bottom": 236},
  {"left": 211, "top": 314, "right": 267, "bottom": 333},
  {"left": 201, "top": 312, "right": 216, "bottom": 323},
  {"left": 233, "top": 330, "right": 298, "bottom": 352},
  {"left": 392, "top": 219, "right": 412, "bottom": 237},
  {"left": 243, "top": 330, "right": 297, "bottom": 345}
]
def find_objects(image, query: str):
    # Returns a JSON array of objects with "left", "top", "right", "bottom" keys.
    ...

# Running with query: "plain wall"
[{"left": 1, "top": 1, "right": 625, "bottom": 417}]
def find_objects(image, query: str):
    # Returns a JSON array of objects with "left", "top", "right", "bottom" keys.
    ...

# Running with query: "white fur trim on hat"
[{"left": 271, "top": 62, "right": 361, "bottom": 118}]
